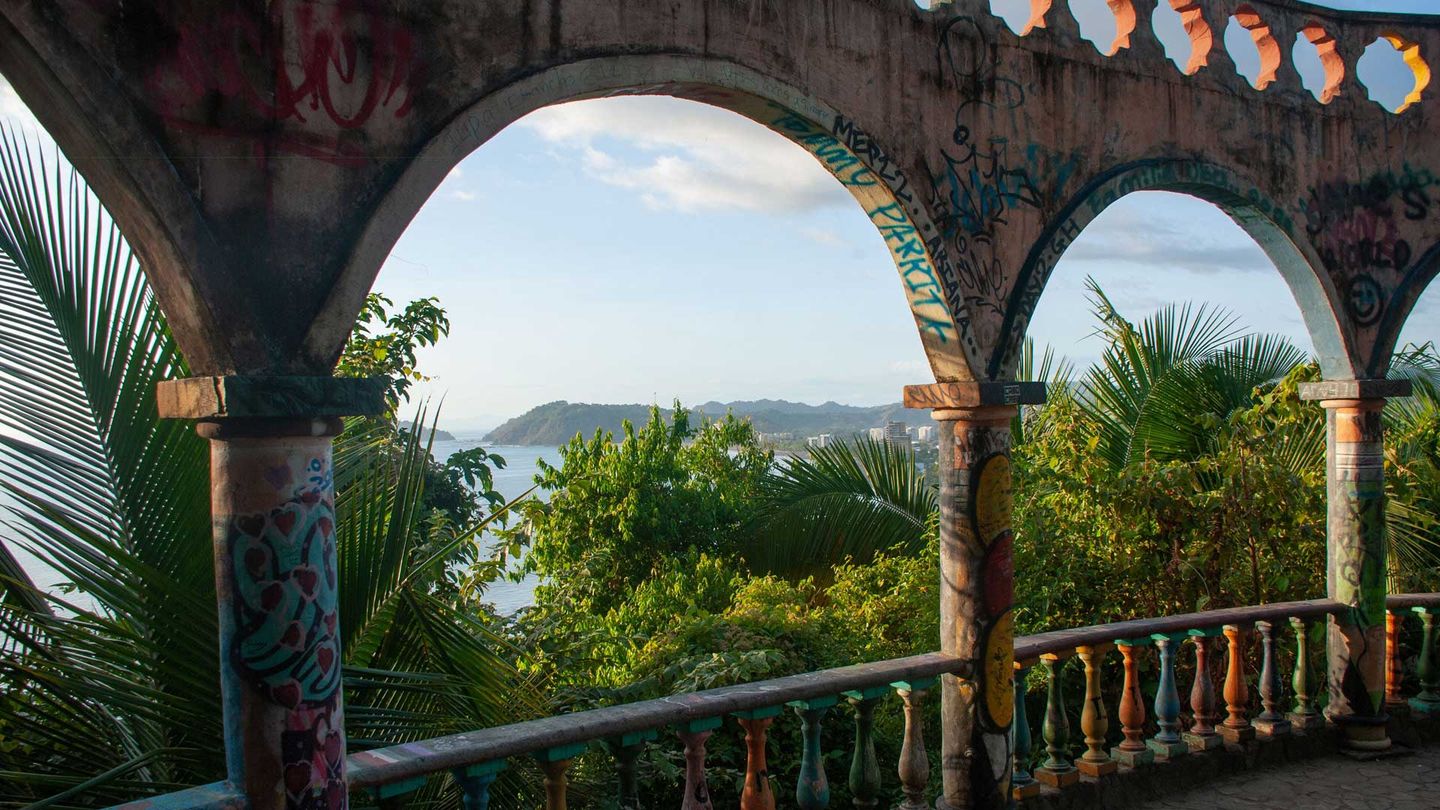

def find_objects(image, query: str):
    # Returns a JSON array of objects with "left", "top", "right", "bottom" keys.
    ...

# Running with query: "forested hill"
[{"left": 483, "top": 400, "right": 934, "bottom": 445}]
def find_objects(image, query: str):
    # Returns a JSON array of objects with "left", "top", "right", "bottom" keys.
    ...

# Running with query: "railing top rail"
[
  {"left": 1386, "top": 592, "right": 1440, "bottom": 610},
  {"left": 1015, "top": 598, "right": 1345, "bottom": 661},
  {"left": 347, "top": 651, "right": 967, "bottom": 788},
  {"left": 347, "top": 597, "right": 1356, "bottom": 788}
]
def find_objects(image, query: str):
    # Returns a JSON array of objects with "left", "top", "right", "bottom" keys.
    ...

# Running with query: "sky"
[{"left": 5, "top": 1, "right": 1439, "bottom": 431}]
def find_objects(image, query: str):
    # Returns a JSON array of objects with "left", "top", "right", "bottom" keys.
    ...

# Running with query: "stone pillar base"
[
  {"left": 1077, "top": 758, "right": 1117, "bottom": 777},
  {"left": 1146, "top": 739, "right": 1189, "bottom": 760},
  {"left": 1111, "top": 746, "right": 1155, "bottom": 767},
  {"left": 1254, "top": 717, "right": 1292, "bottom": 737},
  {"left": 1334, "top": 714, "right": 1391, "bottom": 750},
  {"left": 1034, "top": 766, "right": 1079, "bottom": 788},
  {"left": 1011, "top": 781, "right": 1042, "bottom": 801},
  {"left": 1218, "top": 724, "right": 1256, "bottom": 744},
  {"left": 1183, "top": 731, "right": 1222, "bottom": 751},
  {"left": 1289, "top": 712, "right": 1326, "bottom": 732}
]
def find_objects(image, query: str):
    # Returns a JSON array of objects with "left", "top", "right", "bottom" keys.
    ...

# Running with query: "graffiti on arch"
[
  {"left": 1299, "top": 165, "right": 1438, "bottom": 331},
  {"left": 766, "top": 105, "right": 974, "bottom": 358}
]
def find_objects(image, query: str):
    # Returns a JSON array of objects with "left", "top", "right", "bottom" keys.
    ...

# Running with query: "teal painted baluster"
[
  {"left": 1011, "top": 661, "right": 1040, "bottom": 799},
  {"left": 789, "top": 696, "right": 837, "bottom": 809},
  {"left": 845, "top": 686, "right": 886, "bottom": 808},
  {"left": 451, "top": 761, "right": 506, "bottom": 810},
  {"left": 1253, "top": 620, "right": 1292, "bottom": 736},
  {"left": 1033, "top": 654, "right": 1077, "bottom": 788},
  {"left": 1412, "top": 607, "right": 1440, "bottom": 713},
  {"left": 370, "top": 777, "right": 425, "bottom": 810},
  {"left": 1147, "top": 633, "right": 1188, "bottom": 760}
]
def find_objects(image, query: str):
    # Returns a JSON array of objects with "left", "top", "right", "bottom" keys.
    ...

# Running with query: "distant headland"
[{"left": 483, "top": 399, "right": 934, "bottom": 446}]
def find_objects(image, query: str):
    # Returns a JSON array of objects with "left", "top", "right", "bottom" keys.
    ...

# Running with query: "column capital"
[
  {"left": 903, "top": 381, "right": 1047, "bottom": 411},
  {"left": 157, "top": 375, "right": 386, "bottom": 420},
  {"left": 1297, "top": 378, "right": 1412, "bottom": 403}
]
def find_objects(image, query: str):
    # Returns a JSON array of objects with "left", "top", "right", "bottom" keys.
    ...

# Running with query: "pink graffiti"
[
  {"left": 1317, "top": 207, "right": 1413, "bottom": 274},
  {"left": 143, "top": 0, "right": 420, "bottom": 165}
]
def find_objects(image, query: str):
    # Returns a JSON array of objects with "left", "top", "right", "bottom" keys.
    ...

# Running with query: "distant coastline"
[{"left": 483, "top": 399, "right": 934, "bottom": 446}]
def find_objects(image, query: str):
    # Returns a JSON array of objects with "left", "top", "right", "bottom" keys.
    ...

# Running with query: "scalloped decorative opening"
[
  {"left": 989, "top": 0, "right": 1045, "bottom": 36},
  {"left": 1069, "top": 0, "right": 1136, "bottom": 56},
  {"left": 1155, "top": 1, "right": 1213, "bottom": 76},
  {"left": 1225, "top": 7, "right": 1282, "bottom": 90},
  {"left": 1357, "top": 33, "right": 1431, "bottom": 113},
  {"left": 1294, "top": 24, "right": 1345, "bottom": 104}
]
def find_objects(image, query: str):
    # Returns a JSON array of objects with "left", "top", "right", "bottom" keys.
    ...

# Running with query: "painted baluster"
[
  {"left": 1219, "top": 624, "right": 1256, "bottom": 744},
  {"left": 790, "top": 696, "right": 836, "bottom": 809},
  {"left": 679, "top": 718, "right": 721, "bottom": 810},
  {"left": 535, "top": 744, "right": 584, "bottom": 810},
  {"left": 1111, "top": 640, "right": 1154, "bottom": 767},
  {"left": 1184, "top": 630, "right": 1223, "bottom": 751},
  {"left": 1289, "top": 617, "right": 1324, "bottom": 731},
  {"left": 1412, "top": 607, "right": 1440, "bottom": 714},
  {"left": 1148, "top": 633, "right": 1188, "bottom": 760},
  {"left": 371, "top": 777, "right": 425, "bottom": 810},
  {"left": 1386, "top": 610, "right": 1408, "bottom": 712},
  {"left": 452, "top": 762, "right": 505, "bottom": 810},
  {"left": 1075, "top": 644, "right": 1117, "bottom": 776},
  {"left": 606, "top": 730, "right": 655, "bottom": 810},
  {"left": 1010, "top": 665, "right": 1040, "bottom": 801},
  {"left": 892, "top": 679, "right": 934, "bottom": 810},
  {"left": 1253, "top": 621, "right": 1291, "bottom": 736},
  {"left": 845, "top": 687, "right": 885, "bottom": 808},
  {"left": 1034, "top": 653, "right": 1078, "bottom": 788},
  {"left": 735, "top": 709, "right": 780, "bottom": 810}
]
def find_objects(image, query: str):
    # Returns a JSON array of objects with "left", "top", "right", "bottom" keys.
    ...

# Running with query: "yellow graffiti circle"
[
  {"left": 974, "top": 455, "right": 1012, "bottom": 546},
  {"left": 983, "top": 611, "right": 1015, "bottom": 730}
]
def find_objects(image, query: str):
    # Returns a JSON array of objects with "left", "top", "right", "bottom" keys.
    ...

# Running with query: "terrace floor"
[{"left": 1134, "top": 745, "right": 1440, "bottom": 810}]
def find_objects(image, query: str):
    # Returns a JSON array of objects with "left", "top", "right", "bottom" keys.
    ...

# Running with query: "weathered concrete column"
[
  {"left": 159, "top": 376, "right": 384, "bottom": 810},
  {"left": 1298, "top": 378, "right": 1411, "bottom": 751},
  {"left": 904, "top": 381, "right": 1046, "bottom": 810}
]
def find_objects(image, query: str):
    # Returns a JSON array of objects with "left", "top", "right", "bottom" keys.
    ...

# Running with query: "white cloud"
[
  {"left": 447, "top": 189, "right": 477, "bottom": 202},
  {"left": 1061, "top": 195, "right": 1272, "bottom": 275},
  {"left": 800, "top": 227, "right": 848, "bottom": 247},
  {"left": 520, "top": 97, "right": 850, "bottom": 214}
]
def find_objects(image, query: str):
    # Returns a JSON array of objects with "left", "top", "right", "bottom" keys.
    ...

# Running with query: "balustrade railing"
[{"left": 122, "top": 594, "right": 1440, "bottom": 809}]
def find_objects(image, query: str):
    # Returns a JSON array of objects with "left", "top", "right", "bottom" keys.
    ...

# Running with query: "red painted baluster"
[
  {"left": 1112, "top": 640, "right": 1154, "bottom": 767},
  {"left": 1386, "top": 610, "right": 1407, "bottom": 712},
  {"left": 679, "top": 719, "right": 721, "bottom": 810},
  {"left": 1184, "top": 630, "right": 1222, "bottom": 751}
]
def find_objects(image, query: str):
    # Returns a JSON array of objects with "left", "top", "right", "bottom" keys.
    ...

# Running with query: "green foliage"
[
  {"left": 512, "top": 405, "right": 771, "bottom": 620},
  {"left": 0, "top": 139, "right": 534, "bottom": 807},
  {"left": 338, "top": 293, "right": 450, "bottom": 419},
  {"left": 743, "top": 436, "right": 937, "bottom": 579},
  {"left": 1387, "top": 343, "right": 1440, "bottom": 592}
]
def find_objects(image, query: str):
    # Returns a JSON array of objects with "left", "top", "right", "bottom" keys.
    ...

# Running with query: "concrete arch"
[
  {"left": 304, "top": 55, "right": 984, "bottom": 384},
  {"left": 990, "top": 158, "right": 1353, "bottom": 380}
]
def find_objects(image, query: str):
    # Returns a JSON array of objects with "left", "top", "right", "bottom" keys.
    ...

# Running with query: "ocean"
[{"left": 429, "top": 438, "right": 560, "bottom": 615}]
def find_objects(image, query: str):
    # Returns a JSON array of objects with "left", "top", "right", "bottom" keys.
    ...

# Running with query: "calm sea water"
[
  {"left": 6, "top": 439, "right": 560, "bottom": 616},
  {"left": 430, "top": 439, "right": 560, "bottom": 615}
]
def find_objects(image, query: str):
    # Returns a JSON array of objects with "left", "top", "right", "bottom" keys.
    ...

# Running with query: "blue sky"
[{"left": 3, "top": 1, "right": 1436, "bottom": 431}]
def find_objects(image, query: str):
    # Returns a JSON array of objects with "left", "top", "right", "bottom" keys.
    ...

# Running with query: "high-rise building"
[
  {"left": 884, "top": 421, "right": 909, "bottom": 448},
  {"left": 868, "top": 427, "right": 886, "bottom": 441},
  {"left": 916, "top": 425, "right": 936, "bottom": 443}
]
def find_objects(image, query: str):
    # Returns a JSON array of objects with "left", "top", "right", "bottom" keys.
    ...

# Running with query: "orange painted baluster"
[
  {"left": 1075, "top": 644, "right": 1117, "bottom": 776},
  {"left": 1386, "top": 610, "right": 1407, "bottom": 711},
  {"left": 1111, "top": 640, "right": 1154, "bottom": 767},
  {"left": 735, "top": 709, "right": 779, "bottom": 810},
  {"left": 1219, "top": 624, "right": 1256, "bottom": 744}
]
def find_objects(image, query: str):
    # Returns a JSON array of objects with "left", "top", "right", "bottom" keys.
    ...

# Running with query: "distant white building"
[
  {"left": 868, "top": 427, "right": 886, "bottom": 441},
  {"left": 807, "top": 433, "right": 833, "bottom": 449},
  {"left": 916, "top": 425, "right": 936, "bottom": 443}
]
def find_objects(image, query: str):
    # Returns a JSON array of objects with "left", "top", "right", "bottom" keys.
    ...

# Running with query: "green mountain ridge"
[{"left": 483, "top": 400, "right": 936, "bottom": 445}]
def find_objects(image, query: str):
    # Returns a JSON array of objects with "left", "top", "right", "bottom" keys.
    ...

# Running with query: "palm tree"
[
  {"left": 742, "top": 436, "right": 936, "bottom": 580},
  {"left": 0, "top": 134, "right": 538, "bottom": 807}
]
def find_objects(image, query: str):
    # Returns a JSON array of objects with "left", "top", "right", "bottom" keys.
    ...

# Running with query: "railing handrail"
[
  {"left": 1386, "top": 593, "right": 1440, "bottom": 611},
  {"left": 347, "top": 651, "right": 969, "bottom": 787},
  {"left": 1015, "top": 598, "right": 1345, "bottom": 661},
  {"left": 346, "top": 595, "right": 1420, "bottom": 788}
]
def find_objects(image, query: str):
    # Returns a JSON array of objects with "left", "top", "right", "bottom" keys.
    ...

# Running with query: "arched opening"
[
  {"left": 339, "top": 59, "right": 979, "bottom": 388},
  {"left": 992, "top": 161, "right": 1352, "bottom": 381}
]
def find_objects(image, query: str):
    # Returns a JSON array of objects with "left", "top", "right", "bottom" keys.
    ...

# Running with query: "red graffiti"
[{"left": 143, "top": 1, "right": 420, "bottom": 165}]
